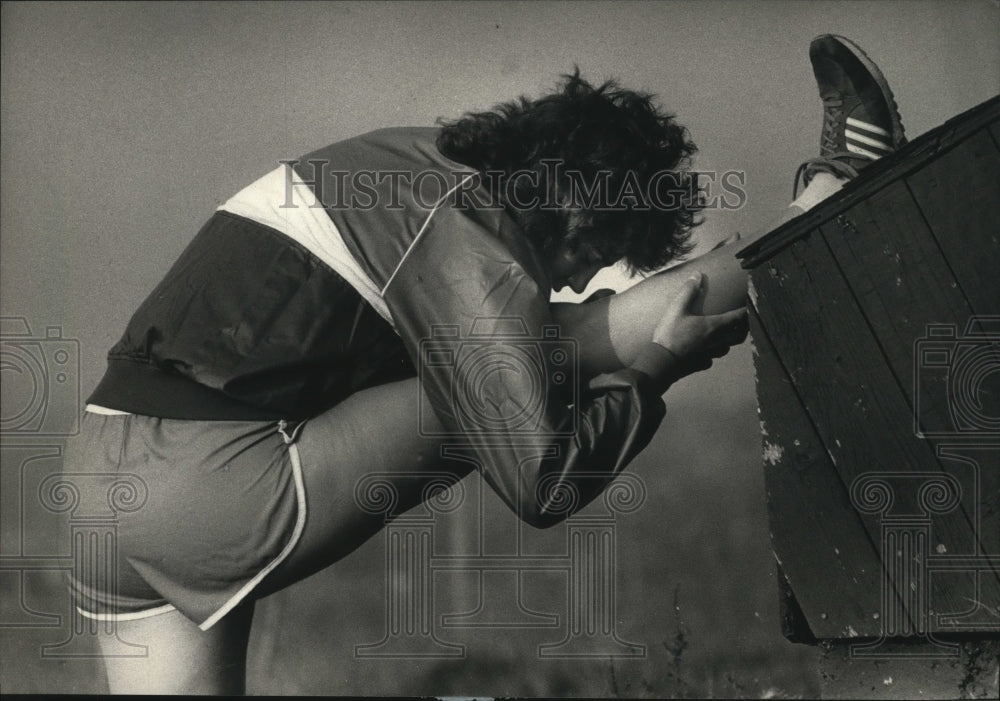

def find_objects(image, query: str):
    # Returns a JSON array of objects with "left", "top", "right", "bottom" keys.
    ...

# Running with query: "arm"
[
  {"left": 383, "top": 211, "right": 746, "bottom": 527},
  {"left": 383, "top": 214, "right": 671, "bottom": 527}
]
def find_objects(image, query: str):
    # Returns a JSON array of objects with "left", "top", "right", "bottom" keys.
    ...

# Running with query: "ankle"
[{"left": 791, "top": 171, "right": 846, "bottom": 211}]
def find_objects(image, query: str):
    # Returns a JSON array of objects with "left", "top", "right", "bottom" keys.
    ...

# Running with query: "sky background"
[{"left": 2, "top": 1, "right": 998, "bottom": 695}]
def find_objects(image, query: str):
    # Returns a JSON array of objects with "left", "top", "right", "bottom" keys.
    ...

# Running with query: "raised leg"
[
  {"left": 257, "top": 378, "right": 472, "bottom": 593},
  {"left": 554, "top": 173, "right": 846, "bottom": 375}
]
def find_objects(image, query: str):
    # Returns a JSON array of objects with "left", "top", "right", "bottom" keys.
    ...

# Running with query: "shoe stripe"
[
  {"left": 846, "top": 129, "right": 892, "bottom": 151},
  {"left": 846, "top": 141, "right": 884, "bottom": 160},
  {"left": 846, "top": 139, "right": 890, "bottom": 159},
  {"left": 846, "top": 116, "right": 891, "bottom": 138}
]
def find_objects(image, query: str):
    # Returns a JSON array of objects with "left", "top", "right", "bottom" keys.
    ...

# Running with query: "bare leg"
[
  {"left": 257, "top": 378, "right": 471, "bottom": 592},
  {"left": 554, "top": 173, "right": 845, "bottom": 374},
  {"left": 98, "top": 602, "right": 255, "bottom": 694}
]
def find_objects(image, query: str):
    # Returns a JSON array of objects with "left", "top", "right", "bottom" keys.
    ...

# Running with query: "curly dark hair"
[{"left": 436, "top": 68, "right": 703, "bottom": 273}]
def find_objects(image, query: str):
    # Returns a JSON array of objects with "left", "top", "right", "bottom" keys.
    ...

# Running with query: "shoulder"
[
  {"left": 297, "top": 127, "right": 452, "bottom": 170},
  {"left": 418, "top": 199, "right": 551, "bottom": 293}
]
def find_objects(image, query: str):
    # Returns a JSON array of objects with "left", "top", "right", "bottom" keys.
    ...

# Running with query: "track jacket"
[{"left": 89, "top": 127, "right": 667, "bottom": 526}]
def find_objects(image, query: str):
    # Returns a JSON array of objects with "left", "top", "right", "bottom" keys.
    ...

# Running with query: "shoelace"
[
  {"left": 820, "top": 95, "right": 844, "bottom": 155},
  {"left": 792, "top": 152, "right": 868, "bottom": 199}
]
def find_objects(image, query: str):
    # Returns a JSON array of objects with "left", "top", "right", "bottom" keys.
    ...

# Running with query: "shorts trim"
[
  {"left": 85, "top": 404, "right": 131, "bottom": 416},
  {"left": 197, "top": 440, "right": 308, "bottom": 631},
  {"left": 76, "top": 603, "right": 177, "bottom": 623}
]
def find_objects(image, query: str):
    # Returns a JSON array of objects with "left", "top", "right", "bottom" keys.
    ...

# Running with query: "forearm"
[{"left": 608, "top": 243, "right": 750, "bottom": 366}]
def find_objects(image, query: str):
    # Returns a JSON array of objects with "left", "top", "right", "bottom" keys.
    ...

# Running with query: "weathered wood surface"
[
  {"left": 750, "top": 305, "right": 887, "bottom": 638},
  {"left": 905, "top": 127, "right": 1000, "bottom": 319},
  {"left": 741, "top": 96, "right": 1000, "bottom": 639},
  {"left": 901, "top": 123, "right": 1000, "bottom": 589},
  {"left": 749, "top": 229, "right": 990, "bottom": 629},
  {"left": 817, "top": 181, "right": 976, "bottom": 440}
]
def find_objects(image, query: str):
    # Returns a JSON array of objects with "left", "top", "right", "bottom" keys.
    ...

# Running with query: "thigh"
[
  {"left": 258, "top": 377, "right": 472, "bottom": 592},
  {"left": 98, "top": 602, "right": 255, "bottom": 694}
]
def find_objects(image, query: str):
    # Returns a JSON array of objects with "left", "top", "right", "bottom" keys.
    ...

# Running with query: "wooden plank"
[
  {"left": 751, "top": 230, "right": 999, "bottom": 625},
  {"left": 948, "top": 445, "right": 999, "bottom": 558},
  {"left": 989, "top": 121, "right": 1000, "bottom": 151},
  {"left": 905, "top": 128, "right": 1000, "bottom": 485},
  {"left": 905, "top": 127, "right": 1000, "bottom": 318},
  {"left": 818, "top": 180, "right": 976, "bottom": 445},
  {"left": 750, "top": 304, "right": 889, "bottom": 638},
  {"left": 934, "top": 443, "right": 1000, "bottom": 630}
]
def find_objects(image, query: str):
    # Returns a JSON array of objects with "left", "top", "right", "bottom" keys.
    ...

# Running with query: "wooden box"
[{"left": 737, "top": 96, "right": 1000, "bottom": 642}]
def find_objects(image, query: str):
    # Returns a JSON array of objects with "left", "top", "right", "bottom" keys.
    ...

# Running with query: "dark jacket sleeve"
[{"left": 382, "top": 208, "right": 666, "bottom": 527}]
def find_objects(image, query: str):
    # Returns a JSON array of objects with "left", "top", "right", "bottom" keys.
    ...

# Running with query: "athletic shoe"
[{"left": 794, "top": 34, "right": 907, "bottom": 197}]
